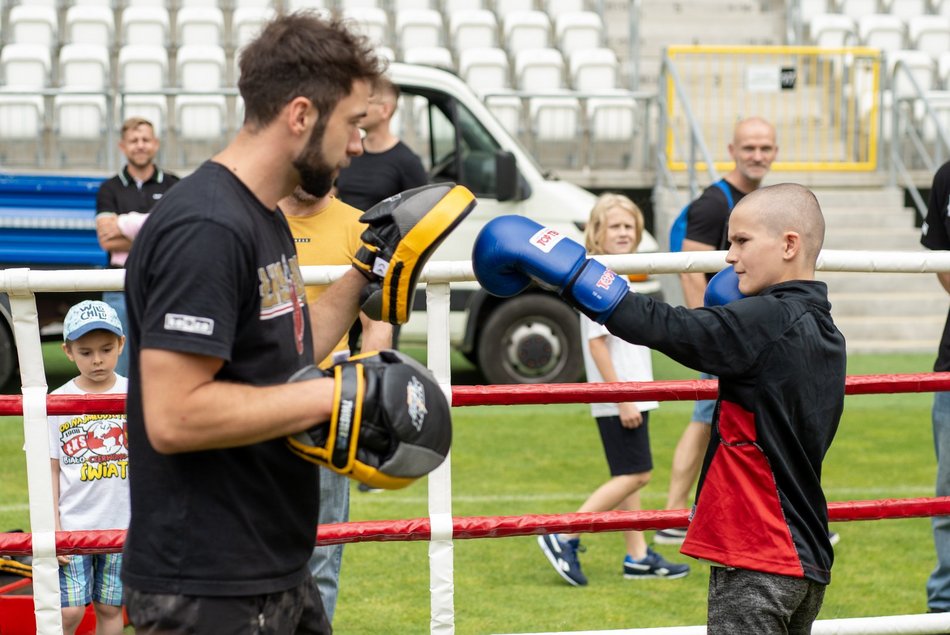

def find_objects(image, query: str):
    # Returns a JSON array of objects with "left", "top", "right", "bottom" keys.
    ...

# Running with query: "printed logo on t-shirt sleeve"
[{"left": 163, "top": 313, "right": 215, "bottom": 335}]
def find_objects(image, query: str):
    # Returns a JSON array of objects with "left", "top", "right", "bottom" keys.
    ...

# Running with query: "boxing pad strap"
[{"left": 330, "top": 362, "right": 363, "bottom": 471}]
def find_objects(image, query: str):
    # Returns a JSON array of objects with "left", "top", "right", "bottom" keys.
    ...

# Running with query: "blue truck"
[{"left": 0, "top": 173, "right": 108, "bottom": 390}]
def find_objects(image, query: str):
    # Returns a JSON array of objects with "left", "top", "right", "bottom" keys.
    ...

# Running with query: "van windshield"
[{"left": 398, "top": 87, "right": 534, "bottom": 197}]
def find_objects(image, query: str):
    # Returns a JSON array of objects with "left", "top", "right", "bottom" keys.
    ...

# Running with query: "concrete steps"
[{"left": 816, "top": 186, "right": 946, "bottom": 353}]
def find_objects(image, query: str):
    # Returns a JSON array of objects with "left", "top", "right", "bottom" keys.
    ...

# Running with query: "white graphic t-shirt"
[
  {"left": 48, "top": 376, "right": 130, "bottom": 531},
  {"left": 580, "top": 280, "right": 659, "bottom": 419}
]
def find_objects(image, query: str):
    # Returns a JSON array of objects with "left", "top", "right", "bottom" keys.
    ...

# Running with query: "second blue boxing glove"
[{"left": 704, "top": 265, "right": 746, "bottom": 307}]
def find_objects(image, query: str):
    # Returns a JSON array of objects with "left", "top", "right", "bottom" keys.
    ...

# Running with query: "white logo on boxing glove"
[{"left": 407, "top": 375, "right": 428, "bottom": 431}]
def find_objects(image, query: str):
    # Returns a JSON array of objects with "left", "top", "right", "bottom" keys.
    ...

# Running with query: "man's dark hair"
[{"left": 238, "top": 11, "right": 383, "bottom": 128}]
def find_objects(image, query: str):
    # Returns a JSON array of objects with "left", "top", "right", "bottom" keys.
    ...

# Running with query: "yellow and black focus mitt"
[
  {"left": 352, "top": 183, "right": 476, "bottom": 324},
  {"left": 286, "top": 350, "right": 452, "bottom": 490}
]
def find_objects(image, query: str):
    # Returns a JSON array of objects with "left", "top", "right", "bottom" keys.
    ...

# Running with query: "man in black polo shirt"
[{"left": 96, "top": 116, "right": 178, "bottom": 376}]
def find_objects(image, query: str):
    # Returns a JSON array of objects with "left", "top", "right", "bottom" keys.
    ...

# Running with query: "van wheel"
[
  {"left": 477, "top": 295, "right": 583, "bottom": 385},
  {"left": 0, "top": 321, "right": 15, "bottom": 392}
]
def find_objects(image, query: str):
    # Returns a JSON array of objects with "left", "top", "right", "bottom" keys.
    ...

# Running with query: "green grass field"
[{"left": 0, "top": 346, "right": 942, "bottom": 633}]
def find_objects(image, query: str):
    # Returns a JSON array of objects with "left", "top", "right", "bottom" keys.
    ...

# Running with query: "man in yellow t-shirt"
[{"left": 280, "top": 185, "right": 392, "bottom": 623}]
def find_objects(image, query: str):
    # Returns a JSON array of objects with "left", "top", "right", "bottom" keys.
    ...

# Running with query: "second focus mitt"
[
  {"left": 353, "top": 183, "right": 476, "bottom": 324},
  {"left": 286, "top": 350, "right": 452, "bottom": 490}
]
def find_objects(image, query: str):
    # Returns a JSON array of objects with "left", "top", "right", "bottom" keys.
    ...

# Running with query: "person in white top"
[
  {"left": 48, "top": 300, "right": 129, "bottom": 634},
  {"left": 537, "top": 194, "right": 690, "bottom": 586}
]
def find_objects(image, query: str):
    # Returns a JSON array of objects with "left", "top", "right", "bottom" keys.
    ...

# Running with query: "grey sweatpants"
[{"left": 707, "top": 567, "right": 825, "bottom": 634}]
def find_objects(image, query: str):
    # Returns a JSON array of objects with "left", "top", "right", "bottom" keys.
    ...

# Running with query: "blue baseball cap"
[{"left": 63, "top": 300, "right": 124, "bottom": 342}]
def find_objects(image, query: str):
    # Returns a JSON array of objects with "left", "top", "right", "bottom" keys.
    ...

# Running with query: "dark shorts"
[
  {"left": 707, "top": 567, "right": 825, "bottom": 635},
  {"left": 596, "top": 412, "right": 652, "bottom": 476},
  {"left": 125, "top": 578, "right": 331, "bottom": 635}
]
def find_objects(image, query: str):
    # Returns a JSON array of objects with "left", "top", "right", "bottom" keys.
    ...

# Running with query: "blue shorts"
[
  {"left": 691, "top": 372, "right": 717, "bottom": 424},
  {"left": 60, "top": 553, "right": 123, "bottom": 608}
]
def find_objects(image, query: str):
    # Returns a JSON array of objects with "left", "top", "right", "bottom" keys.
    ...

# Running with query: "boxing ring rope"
[
  {"left": 3, "top": 497, "right": 950, "bottom": 556},
  {"left": 4, "top": 249, "right": 950, "bottom": 635}
]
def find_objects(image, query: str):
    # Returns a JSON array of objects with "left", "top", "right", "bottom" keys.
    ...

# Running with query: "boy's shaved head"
[{"left": 741, "top": 183, "right": 825, "bottom": 266}]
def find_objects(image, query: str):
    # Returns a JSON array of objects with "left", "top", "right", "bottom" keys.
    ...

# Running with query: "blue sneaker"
[
  {"left": 623, "top": 548, "right": 690, "bottom": 579},
  {"left": 537, "top": 534, "right": 588, "bottom": 586},
  {"left": 654, "top": 528, "right": 687, "bottom": 545}
]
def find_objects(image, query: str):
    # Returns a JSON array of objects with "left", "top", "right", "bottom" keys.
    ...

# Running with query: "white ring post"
[
  {"left": 5, "top": 268, "right": 62, "bottom": 635},
  {"left": 426, "top": 281, "right": 455, "bottom": 634}
]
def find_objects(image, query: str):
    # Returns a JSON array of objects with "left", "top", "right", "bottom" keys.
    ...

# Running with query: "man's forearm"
[{"left": 679, "top": 272, "right": 708, "bottom": 308}]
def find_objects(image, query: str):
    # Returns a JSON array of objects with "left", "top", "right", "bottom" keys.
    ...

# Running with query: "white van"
[{"left": 380, "top": 63, "right": 660, "bottom": 384}]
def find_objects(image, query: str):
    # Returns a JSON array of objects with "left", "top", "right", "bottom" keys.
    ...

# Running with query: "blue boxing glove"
[
  {"left": 472, "top": 215, "right": 628, "bottom": 323},
  {"left": 704, "top": 265, "right": 746, "bottom": 307}
]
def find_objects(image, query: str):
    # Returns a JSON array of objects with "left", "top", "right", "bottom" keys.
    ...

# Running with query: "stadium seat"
[
  {"left": 459, "top": 47, "right": 510, "bottom": 93},
  {"left": 124, "top": 0, "right": 176, "bottom": 6},
  {"left": 338, "top": 0, "right": 385, "bottom": 9},
  {"left": 121, "top": 7, "right": 171, "bottom": 47},
  {"left": 395, "top": 9, "right": 445, "bottom": 54},
  {"left": 176, "top": 7, "right": 226, "bottom": 48},
  {"left": 0, "top": 42, "right": 51, "bottom": 153},
  {"left": 857, "top": 14, "right": 906, "bottom": 56},
  {"left": 515, "top": 48, "right": 565, "bottom": 91},
  {"left": 569, "top": 47, "right": 618, "bottom": 91},
  {"left": 529, "top": 93, "right": 581, "bottom": 166},
  {"left": 504, "top": 11, "right": 552, "bottom": 58},
  {"left": 64, "top": 5, "right": 115, "bottom": 47},
  {"left": 485, "top": 95, "right": 524, "bottom": 136},
  {"left": 935, "top": 0, "right": 950, "bottom": 18},
  {"left": 231, "top": 7, "right": 276, "bottom": 50},
  {"left": 808, "top": 13, "right": 857, "bottom": 46},
  {"left": 402, "top": 46, "right": 454, "bottom": 70},
  {"left": 908, "top": 15, "right": 950, "bottom": 62},
  {"left": 492, "top": 0, "right": 535, "bottom": 22},
  {"left": 174, "top": 44, "right": 228, "bottom": 151},
  {"left": 393, "top": 0, "right": 435, "bottom": 10},
  {"left": 888, "top": 48, "right": 936, "bottom": 97},
  {"left": 57, "top": 44, "right": 111, "bottom": 91},
  {"left": 54, "top": 44, "right": 112, "bottom": 165},
  {"left": 233, "top": 0, "right": 277, "bottom": 7},
  {"left": 884, "top": 0, "right": 928, "bottom": 22},
  {"left": 0, "top": 43, "right": 52, "bottom": 89},
  {"left": 544, "top": 0, "right": 589, "bottom": 18},
  {"left": 71, "top": 0, "right": 114, "bottom": 5},
  {"left": 118, "top": 45, "right": 169, "bottom": 92},
  {"left": 918, "top": 89, "right": 950, "bottom": 145},
  {"left": 555, "top": 11, "right": 604, "bottom": 59},
  {"left": 0, "top": 92, "right": 46, "bottom": 164},
  {"left": 442, "top": 0, "right": 486, "bottom": 11},
  {"left": 939, "top": 51, "right": 950, "bottom": 88},
  {"left": 838, "top": 0, "right": 884, "bottom": 20},
  {"left": 586, "top": 92, "right": 638, "bottom": 167},
  {"left": 341, "top": 7, "right": 390, "bottom": 47},
  {"left": 118, "top": 44, "right": 170, "bottom": 137},
  {"left": 285, "top": 0, "right": 332, "bottom": 9},
  {"left": 799, "top": 0, "right": 831, "bottom": 12},
  {"left": 174, "top": 44, "right": 228, "bottom": 164},
  {"left": 8, "top": 5, "right": 58, "bottom": 49},
  {"left": 449, "top": 10, "right": 499, "bottom": 53}
]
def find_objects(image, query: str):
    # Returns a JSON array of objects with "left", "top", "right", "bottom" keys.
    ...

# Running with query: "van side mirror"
[{"left": 495, "top": 151, "right": 519, "bottom": 202}]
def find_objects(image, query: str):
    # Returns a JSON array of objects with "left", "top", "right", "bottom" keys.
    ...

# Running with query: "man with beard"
[
  {"left": 120, "top": 13, "right": 382, "bottom": 632},
  {"left": 95, "top": 117, "right": 179, "bottom": 376},
  {"left": 279, "top": 183, "right": 392, "bottom": 623}
]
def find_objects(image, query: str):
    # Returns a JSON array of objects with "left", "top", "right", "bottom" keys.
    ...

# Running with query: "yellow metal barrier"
[{"left": 665, "top": 45, "right": 881, "bottom": 172}]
